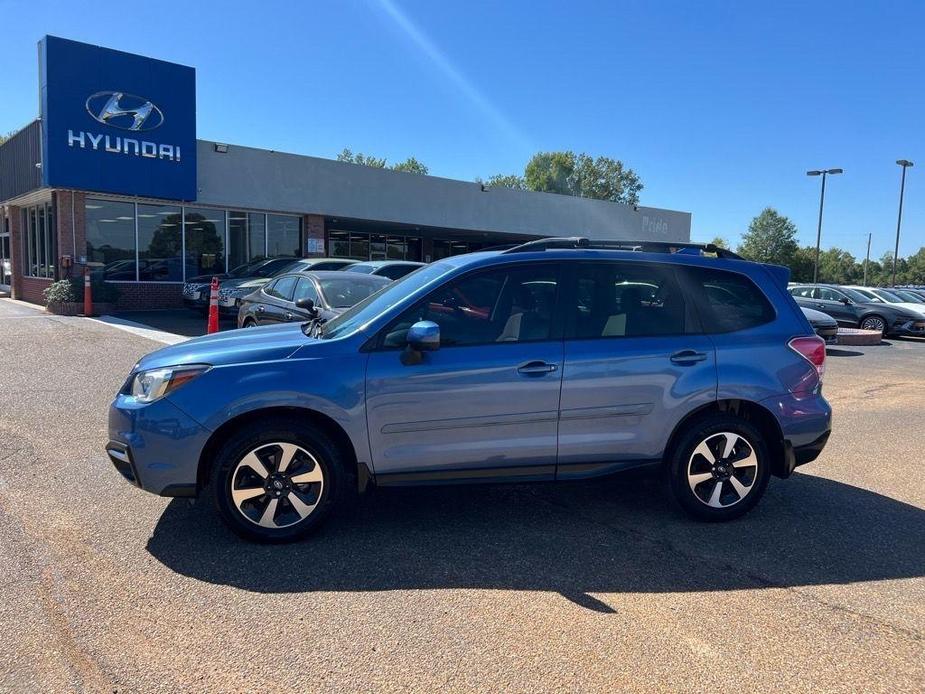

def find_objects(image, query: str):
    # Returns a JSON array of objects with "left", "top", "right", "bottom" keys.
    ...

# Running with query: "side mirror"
[
  {"left": 402, "top": 321, "right": 440, "bottom": 365},
  {"left": 295, "top": 297, "right": 318, "bottom": 315},
  {"left": 841, "top": 297, "right": 852, "bottom": 305},
  {"left": 407, "top": 320, "right": 440, "bottom": 351}
]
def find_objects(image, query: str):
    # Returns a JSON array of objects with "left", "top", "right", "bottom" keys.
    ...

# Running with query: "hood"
[
  {"left": 800, "top": 307, "right": 837, "bottom": 326},
  {"left": 860, "top": 302, "right": 924, "bottom": 320},
  {"left": 187, "top": 272, "right": 232, "bottom": 284},
  {"left": 135, "top": 322, "right": 312, "bottom": 371},
  {"left": 220, "top": 277, "right": 272, "bottom": 291}
]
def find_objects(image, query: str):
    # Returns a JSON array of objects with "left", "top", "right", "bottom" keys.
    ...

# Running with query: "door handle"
[
  {"left": 517, "top": 360, "right": 558, "bottom": 375},
  {"left": 285, "top": 312, "right": 294, "bottom": 321},
  {"left": 256, "top": 305, "right": 265, "bottom": 313},
  {"left": 670, "top": 349, "right": 708, "bottom": 364}
]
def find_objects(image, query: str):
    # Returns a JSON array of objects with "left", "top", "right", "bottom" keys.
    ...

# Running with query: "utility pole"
[{"left": 863, "top": 233, "right": 872, "bottom": 286}]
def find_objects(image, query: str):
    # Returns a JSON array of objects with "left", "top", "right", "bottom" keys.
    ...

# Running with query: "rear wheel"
[
  {"left": 211, "top": 418, "right": 344, "bottom": 542},
  {"left": 667, "top": 414, "right": 770, "bottom": 521}
]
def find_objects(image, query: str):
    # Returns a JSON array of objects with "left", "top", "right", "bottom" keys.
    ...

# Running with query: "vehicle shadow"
[
  {"left": 826, "top": 348, "right": 865, "bottom": 357},
  {"left": 146, "top": 471, "right": 925, "bottom": 611}
]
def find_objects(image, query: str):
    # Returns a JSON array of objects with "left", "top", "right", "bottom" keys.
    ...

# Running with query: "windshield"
[
  {"left": 318, "top": 276, "right": 390, "bottom": 308},
  {"left": 892, "top": 289, "right": 925, "bottom": 303},
  {"left": 847, "top": 287, "right": 879, "bottom": 302},
  {"left": 322, "top": 263, "right": 454, "bottom": 339},
  {"left": 873, "top": 288, "right": 904, "bottom": 303},
  {"left": 841, "top": 288, "right": 874, "bottom": 303},
  {"left": 227, "top": 259, "right": 267, "bottom": 278}
]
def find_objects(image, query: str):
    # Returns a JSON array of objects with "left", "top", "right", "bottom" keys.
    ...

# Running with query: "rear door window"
[
  {"left": 685, "top": 267, "right": 775, "bottom": 333},
  {"left": 266, "top": 275, "right": 298, "bottom": 301},
  {"left": 568, "top": 262, "right": 690, "bottom": 338}
]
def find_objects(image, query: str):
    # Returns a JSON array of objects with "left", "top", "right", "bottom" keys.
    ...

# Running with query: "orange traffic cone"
[
  {"left": 83, "top": 266, "right": 93, "bottom": 317},
  {"left": 207, "top": 276, "right": 220, "bottom": 334}
]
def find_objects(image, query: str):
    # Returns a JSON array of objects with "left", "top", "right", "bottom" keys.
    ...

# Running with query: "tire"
[
  {"left": 210, "top": 417, "right": 345, "bottom": 542},
  {"left": 860, "top": 314, "right": 887, "bottom": 334},
  {"left": 666, "top": 414, "right": 771, "bottom": 522},
  {"left": 242, "top": 318, "right": 257, "bottom": 328}
]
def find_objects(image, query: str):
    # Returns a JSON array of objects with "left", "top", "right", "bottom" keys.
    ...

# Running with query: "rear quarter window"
[{"left": 686, "top": 267, "right": 776, "bottom": 333}]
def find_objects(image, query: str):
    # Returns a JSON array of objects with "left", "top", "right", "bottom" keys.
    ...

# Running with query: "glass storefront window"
[
  {"left": 184, "top": 208, "right": 226, "bottom": 279},
  {"left": 267, "top": 214, "right": 301, "bottom": 258},
  {"left": 329, "top": 230, "right": 350, "bottom": 258},
  {"left": 86, "top": 199, "right": 136, "bottom": 280},
  {"left": 370, "top": 234, "right": 387, "bottom": 261},
  {"left": 137, "top": 204, "right": 183, "bottom": 281},
  {"left": 387, "top": 236, "right": 406, "bottom": 260},
  {"left": 249, "top": 213, "right": 268, "bottom": 260}
]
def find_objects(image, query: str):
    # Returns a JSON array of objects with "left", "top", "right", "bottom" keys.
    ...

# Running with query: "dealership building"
[{"left": 0, "top": 36, "right": 691, "bottom": 309}]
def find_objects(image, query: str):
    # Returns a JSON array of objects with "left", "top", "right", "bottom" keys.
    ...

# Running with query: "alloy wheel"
[
  {"left": 860, "top": 316, "right": 886, "bottom": 333},
  {"left": 230, "top": 442, "right": 324, "bottom": 528},
  {"left": 687, "top": 432, "right": 759, "bottom": 508}
]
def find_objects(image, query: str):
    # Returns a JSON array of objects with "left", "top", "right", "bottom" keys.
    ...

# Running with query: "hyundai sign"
[{"left": 39, "top": 36, "right": 196, "bottom": 200}]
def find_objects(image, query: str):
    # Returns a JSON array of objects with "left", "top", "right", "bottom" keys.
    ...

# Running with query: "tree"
[
  {"left": 817, "top": 247, "right": 859, "bottom": 284},
  {"left": 790, "top": 246, "right": 817, "bottom": 283},
  {"left": 391, "top": 156, "right": 429, "bottom": 175},
  {"left": 0, "top": 131, "right": 15, "bottom": 145},
  {"left": 737, "top": 208, "right": 799, "bottom": 267},
  {"left": 708, "top": 236, "right": 730, "bottom": 249},
  {"left": 522, "top": 151, "right": 642, "bottom": 205},
  {"left": 336, "top": 148, "right": 386, "bottom": 168},
  {"left": 479, "top": 173, "right": 527, "bottom": 190},
  {"left": 336, "top": 148, "right": 429, "bottom": 175}
]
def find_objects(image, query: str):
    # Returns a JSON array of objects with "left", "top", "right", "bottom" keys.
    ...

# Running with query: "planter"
[
  {"left": 46, "top": 302, "right": 116, "bottom": 316},
  {"left": 836, "top": 328, "right": 882, "bottom": 346}
]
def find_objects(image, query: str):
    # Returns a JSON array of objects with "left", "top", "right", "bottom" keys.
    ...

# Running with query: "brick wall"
[
  {"left": 7, "top": 205, "right": 23, "bottom": 300},
  {"left": 304, "top": 214, "right": 325, "bottom": 256},
  {"left": 112, "top": 282, "right": 184, "bottom": 310},
  {"left": 19, "top": 276, "right": 53, "bottom": 304}
]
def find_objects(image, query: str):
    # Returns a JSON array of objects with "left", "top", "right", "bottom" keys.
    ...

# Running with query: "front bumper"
[
  {"left": 107, "top": 394, "right": 212, "bottom": 497},
  {"left": 889, "top": 319, "right": 925, "bottom": 337}
]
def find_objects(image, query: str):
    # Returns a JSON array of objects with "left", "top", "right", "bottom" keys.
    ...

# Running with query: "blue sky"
[{"left": 1, "top": 0, "right": 922, "bottom": 259}]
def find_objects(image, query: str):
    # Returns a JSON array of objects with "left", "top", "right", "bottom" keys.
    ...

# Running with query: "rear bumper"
[{"left": 761, "top": 391, "right": 832, "bottom": 477}]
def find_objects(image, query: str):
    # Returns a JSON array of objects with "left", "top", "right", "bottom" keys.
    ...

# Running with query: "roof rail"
[{"left": 501, "top": 236, "right": 744, "bottom": 260}]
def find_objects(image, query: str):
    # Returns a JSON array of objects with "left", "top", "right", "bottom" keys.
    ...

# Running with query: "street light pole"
[
  {"left": 806, "top": 168, "right": 843, "bottom": 284},
  {"left": 892, "top": 160, "right": 914, "bottom": 287},
  {"left": 863, "top": 232, "right": 872, "bottom": 286}
]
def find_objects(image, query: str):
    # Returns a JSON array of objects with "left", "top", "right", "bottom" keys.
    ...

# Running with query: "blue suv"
[{"left": 108, "top": 239, "right": 832, "bottom": 542}]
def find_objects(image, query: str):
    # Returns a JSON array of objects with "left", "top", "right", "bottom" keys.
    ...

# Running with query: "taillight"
[{"left": 788, "top": 335, "right": 826, "bottom": 382}]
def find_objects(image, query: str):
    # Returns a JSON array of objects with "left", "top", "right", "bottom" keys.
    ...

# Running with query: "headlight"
[{"left": 129, "top": 365, "right": 210, "bottom": 403}]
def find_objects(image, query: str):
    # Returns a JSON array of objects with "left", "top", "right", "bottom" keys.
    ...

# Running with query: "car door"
[
  {"left": 260, "top": 276, "right": 299, "bottom": 324},
  {"left": 815, "top": 287, "right": 857, "bottom": 326},
  {"left": 556, "top": 261, "right": 717, "bottom": 477},
  {"left": 365, "top": 262, "right": 564, "bottom": 481}
]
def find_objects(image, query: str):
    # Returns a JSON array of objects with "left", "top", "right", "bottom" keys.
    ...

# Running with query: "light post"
[
  {"left": 806, "top": 168, "right": 843, "bottom": 284},
  {"left": 892, "top": 160, "right": 913, "bottom": 287}
]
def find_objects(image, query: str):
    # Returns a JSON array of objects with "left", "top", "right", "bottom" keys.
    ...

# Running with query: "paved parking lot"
[{"left": 0, "top": 297, "right": 923, "bottom": 692}]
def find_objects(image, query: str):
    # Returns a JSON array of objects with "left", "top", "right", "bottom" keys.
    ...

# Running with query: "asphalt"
[{"left": 0, "top": 297, "right": 923, "bottom": 692}]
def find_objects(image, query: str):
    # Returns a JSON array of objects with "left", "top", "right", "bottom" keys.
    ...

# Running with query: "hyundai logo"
[{"left": 85, "top": 91, "right": 164, "bottom": 132}]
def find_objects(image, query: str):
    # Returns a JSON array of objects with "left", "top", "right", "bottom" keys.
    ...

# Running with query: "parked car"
[
  {"left": 183, "top": 257, "right": 298, "bottom": 312},
  {"left": 108, "top": 238, "right": 831, "bottom": 542},
  {"left": 843, "top": 286, "right": 925, "bottom": 317},
  {"left": 344, "top": 260, "right": 426, "bottom": 280},
  {"left": 237, "top": 271, "right": 390, "bottom": 328},
  {"left": 788, "top": 284, "right": 925, "bottom": 337},
  {"left": 801, "top": 307, "right": 838, "bottom": 342},
  {"left": 217, "top": 258, "right": 359, "bottom": 314}
]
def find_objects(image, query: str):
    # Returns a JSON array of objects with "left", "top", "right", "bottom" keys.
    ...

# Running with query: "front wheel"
[
  {"left": 211, "top": 418, "right": 345, "bottom": 542},
  {"left": 860, "top": 315, "right": 887, "bottom": 333},
  {"left": 667, "top": 415, "right": 771, "bottom": 521}
]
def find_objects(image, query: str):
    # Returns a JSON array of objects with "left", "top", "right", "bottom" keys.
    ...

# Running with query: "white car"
[{"left": 844, "top": 286, "right": 925, "bottom": 319}]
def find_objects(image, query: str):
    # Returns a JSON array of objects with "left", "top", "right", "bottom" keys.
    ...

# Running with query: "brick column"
[
  {"left": 54, "top": 190, "right": 86, "bottom": 279},
  {"left": 303, "top": 214, "right": 325, "bottom": 256},
  {"left": 7, "top": 205, "right": 24, "bottom": 299}
]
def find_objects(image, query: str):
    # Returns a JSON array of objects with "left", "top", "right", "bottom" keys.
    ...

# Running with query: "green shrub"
[{"left": 42, "top": 277, "right": 120, "bottom": 305}]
